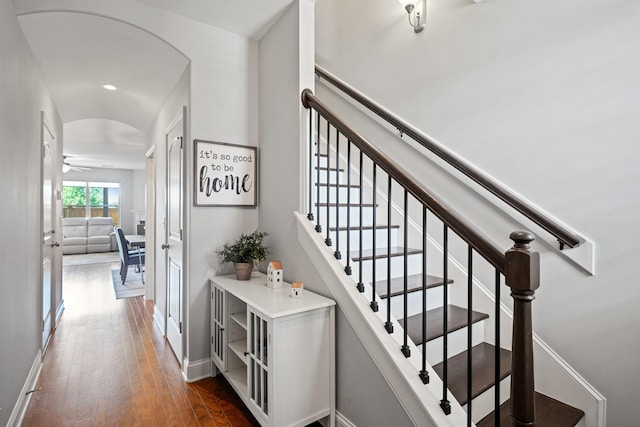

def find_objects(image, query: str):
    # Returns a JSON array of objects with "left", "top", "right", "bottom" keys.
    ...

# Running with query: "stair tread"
[
  {"left": 376, "top": 273, "right": 451, "bottom": 298},
  {"left": 433, "top": 342, "right": 511, "bottom": 406},
  {"left": 315, "top": 202, "right": 376, "bottom": 207},
  {"left": 329, "top": 224, "right": 399, "bottom": 231},
  {"left": 476, "top": 391, "right": 585, "bottom": 427},
  {"left": 397, "top": 305, "right": 488, "bottom": 344},
  {"left": 314, "top": 166, "right": 344, "bottom": 171},
  {"left": 351, "top": 246, "right": 421, "bottom": 261},
  {"left": 315, "top": 182, "right": 360, "bottom": 188}
]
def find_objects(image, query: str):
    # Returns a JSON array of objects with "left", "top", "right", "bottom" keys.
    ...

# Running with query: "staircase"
[{"left": 308, "top": 140, "right": 585, "bottom": 426}]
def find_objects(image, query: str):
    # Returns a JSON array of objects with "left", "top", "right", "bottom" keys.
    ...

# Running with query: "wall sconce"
[{"left": 398, "top": 0, "right": 426, "bottom": 33}]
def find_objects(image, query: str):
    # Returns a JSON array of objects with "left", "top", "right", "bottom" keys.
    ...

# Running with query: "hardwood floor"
[{"left": 22, "top": 260, "right": 260, "bottom": 427}]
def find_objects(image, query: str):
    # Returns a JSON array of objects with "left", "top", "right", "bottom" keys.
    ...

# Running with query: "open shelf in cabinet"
[
  {"left": 228, "top": 339, "right": 248, "bottom": 363},
  {"left": 226, "top": 367, "right": 248, "bottom": 398},
  {"left": 230, "top": 311, "right": 247, "bottom": 330}
]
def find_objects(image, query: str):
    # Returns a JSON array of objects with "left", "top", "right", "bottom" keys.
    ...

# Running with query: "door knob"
[
  {"left": 51, "top": 242, "right": 60, "bottom": 247},
  {"left": 161, "top": 244, "right": 170, "bottom": 250}
]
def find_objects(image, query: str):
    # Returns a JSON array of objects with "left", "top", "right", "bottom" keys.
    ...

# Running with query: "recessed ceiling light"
[{"left": 102, "top": 84, "right": 117, "bottom": 91}]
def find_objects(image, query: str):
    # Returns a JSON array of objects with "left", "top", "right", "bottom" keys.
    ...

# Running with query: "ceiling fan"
[{"left": 62, "top": 155, "right": 92, "bottom": 173}]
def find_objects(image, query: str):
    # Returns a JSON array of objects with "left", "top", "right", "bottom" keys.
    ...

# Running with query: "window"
[{"left": 62, "top": 181, "right": 120, "bottom": 226}]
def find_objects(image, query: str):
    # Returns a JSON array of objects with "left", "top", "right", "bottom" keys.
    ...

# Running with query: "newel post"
[{"left": 505, "top": 231, "right": 540, "bottom": 427}]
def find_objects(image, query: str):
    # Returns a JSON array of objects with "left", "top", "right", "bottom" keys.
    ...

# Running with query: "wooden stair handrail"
[
  {"left": 303, "top": 88, "right": 505, "bottom": 274},
  {"left": 315, "top": 65, "right": 584, "bottom": 250},
  {"left": 303, "top": 88, "right": 541, "bottom": 425}
]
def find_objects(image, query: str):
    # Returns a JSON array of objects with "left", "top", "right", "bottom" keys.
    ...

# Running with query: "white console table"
[{"left": 210, "top": 273, "right": 336, "bottom": 427}]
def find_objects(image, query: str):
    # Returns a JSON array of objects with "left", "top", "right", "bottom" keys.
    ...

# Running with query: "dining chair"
[{"left": 114, "top": 227, "right": 145, "bottom": 284}]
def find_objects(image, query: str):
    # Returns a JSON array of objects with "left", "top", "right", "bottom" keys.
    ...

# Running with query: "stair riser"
[
  {"left": 328, "top": 228, "right": 399, "bottom": 253},
  {"left": 317, "top": 205, "right": 379, "bottom": 227},
  {"left": 352, "top": 252, "right": 422, "bottom": 283},
  {"left": 314, "top": 154, "right": 341, "bottom": 169},
  {"left": 387, "top": 285, "right": 447, "bottom": 319},
  {"left": 315, "top": 169, "right": 343, "bottom": 184},
  {"left": 463, "top": 376, "right": 511, "bottom": 424},
  {"left": 315, "top": 185, "right": 361, "bottom": 202},
  {"left": 417, "top": 321, "right": 486, "bottom": 366}
]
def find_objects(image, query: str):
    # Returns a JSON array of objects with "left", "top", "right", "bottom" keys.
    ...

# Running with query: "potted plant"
[{"left": 217, "top": 230, "right": 269, "bottom": 280}]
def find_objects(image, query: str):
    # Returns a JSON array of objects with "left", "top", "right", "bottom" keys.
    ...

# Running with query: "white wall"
[
  {"left": 0, "top": 0, "right": 63, "bottom": 424},
  {"left": 316, "top": 0, "right": 640, "bottom": 425},
  {"left": 63, "top": 167, "right": 136, "bottom": 234}
]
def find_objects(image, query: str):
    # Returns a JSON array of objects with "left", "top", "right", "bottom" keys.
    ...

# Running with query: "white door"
[
  {"left": 41, "top": 116, "right": 57, "bottom": 352},
  {"left": 164, "top": 112, "right": 184, "bottom": 364}
]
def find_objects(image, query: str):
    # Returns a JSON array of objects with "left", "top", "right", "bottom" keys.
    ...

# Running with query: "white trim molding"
[
  {"left": 336, "top": 411, "right": 357, "bottom": 427},
  {"left": 8, "top": 349, "right": 42, "bottom": 427},
  {"left": 153, "top": 305, "right": 166, "bottom": 334},
  {"left": 534, "top": 336, "right": 607, "bottom": 427},
  {"left": 182, "top": 357, "right": 212, "bottom": 383},
  {"left": 55, "top": 299, "right": 65, "bottom": 327},
  {"left": 319, "top": 410, "right": 357, "bottom": 427}
]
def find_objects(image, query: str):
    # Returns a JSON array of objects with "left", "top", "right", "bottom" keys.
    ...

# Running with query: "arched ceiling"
[
  {"left": 17, "top": 11, "right": 189, "bottom": 170},
  {"left": 15, "top": 1, "right": 294, "bottom": 170},
  {"left": 18, "top": 12, "right": 189, "bottom": 132},
  {"left": 64, "top": 119, "right": 147, "bottom": 170}
]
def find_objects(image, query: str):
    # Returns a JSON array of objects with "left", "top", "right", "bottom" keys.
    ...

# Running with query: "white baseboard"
[
  {"left": 8, "top": 349, "right": 42, "bottom": 427},
  {"left": 319, "top": 411, "right": 357, "bottom": 427},
  {"left": 55, "top": 299, "right": 65, "bottom": 327},
  {"left": 534, "top": 336, "right": 607, "bottom": 427},
  {"left": 153, "top": 305, "right": 165, "bottom": 334},
  {"left": 182, "top": 357, "right": 212, "bottom": 383},
  {"left": 336, "top": 411, "right": 357, "bottom": 427}
]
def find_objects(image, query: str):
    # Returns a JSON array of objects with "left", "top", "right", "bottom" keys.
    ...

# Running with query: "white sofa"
[{"left": 62, "top": 217, "right": 117, "bottom": 255}]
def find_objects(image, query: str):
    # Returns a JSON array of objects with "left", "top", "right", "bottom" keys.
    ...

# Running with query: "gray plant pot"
[{"left": 234, "top": 262, "right": 253, "bottom": 280}]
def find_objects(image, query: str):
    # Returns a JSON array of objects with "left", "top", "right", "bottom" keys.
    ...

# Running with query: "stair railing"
[
  {"left": 302, "top": 88, "right": 538, "bottom": 427},
  {"left": 315, "top": 65, "right": 584, "bottom": 251}
]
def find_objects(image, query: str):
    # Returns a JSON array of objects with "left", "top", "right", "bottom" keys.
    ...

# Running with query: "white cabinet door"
[
  {"left": 247, "top": 308, "right": 271, "bottom": 420},
  {"left": 211, "top": 285, "right": 226, "bottom": 371}
]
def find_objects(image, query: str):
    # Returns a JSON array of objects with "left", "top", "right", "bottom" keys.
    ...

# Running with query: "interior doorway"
[
  {"left": 163, "top": 109, "right": 185, "bottom": 365},
  {"left": 41, "top": 112, "right": 58, "bottom": 353}
]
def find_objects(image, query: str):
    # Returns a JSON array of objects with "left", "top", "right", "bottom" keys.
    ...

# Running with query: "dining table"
[{"left": 125, "top": 234, "right": 146, "bottom": 283}]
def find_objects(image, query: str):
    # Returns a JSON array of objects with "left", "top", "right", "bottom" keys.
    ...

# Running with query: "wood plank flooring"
[{"left": 22, "top": 260, "right": 260, "bottom": 427}]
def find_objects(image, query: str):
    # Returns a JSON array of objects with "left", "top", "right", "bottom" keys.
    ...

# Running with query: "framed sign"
[{"left": 194, "top": 139, "right": 258, "bottom": 207}]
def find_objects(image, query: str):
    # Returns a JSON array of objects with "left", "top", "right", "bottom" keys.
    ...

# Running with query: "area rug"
[
  {"left": 64, "top": 252, "right": 120, "bottom": 266},
  {"left": 111, "top": 268, "right": 145, "bottom": 299}
]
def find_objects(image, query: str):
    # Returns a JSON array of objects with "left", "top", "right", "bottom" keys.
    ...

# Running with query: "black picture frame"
[{"left": 194, "top": 139, "right": 258, "bottom": 207}]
